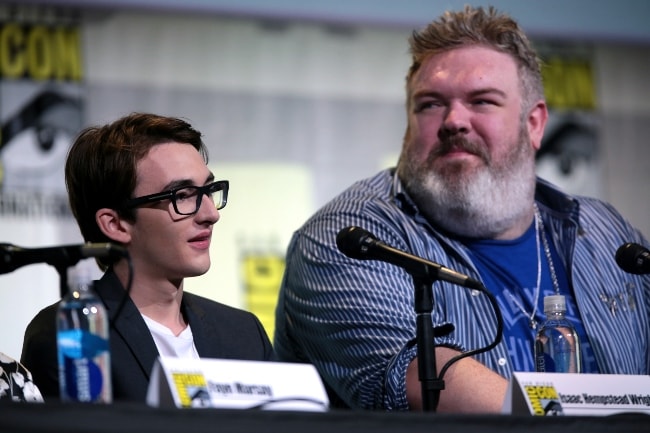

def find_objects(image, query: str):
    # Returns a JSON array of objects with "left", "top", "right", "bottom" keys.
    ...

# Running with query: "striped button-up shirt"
[{"left": 274, "top": 168, "right": 650, "bottom": 410}]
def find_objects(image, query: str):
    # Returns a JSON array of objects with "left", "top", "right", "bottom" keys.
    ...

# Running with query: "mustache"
[{"left": 430, "top": 136, "right": 490, "bottom": 162}]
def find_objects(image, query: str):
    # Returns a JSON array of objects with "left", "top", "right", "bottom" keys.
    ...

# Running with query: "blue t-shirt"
[{"left": 463, "top": 222, "right": 599, "bottom": 373}]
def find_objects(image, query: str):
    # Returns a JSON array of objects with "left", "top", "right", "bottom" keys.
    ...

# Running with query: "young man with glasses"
[{"left": 21, "top": 112, "right": 275, "bottom": 402}]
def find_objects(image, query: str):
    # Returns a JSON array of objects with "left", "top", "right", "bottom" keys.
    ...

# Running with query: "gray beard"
[{"left": 397, "top": 130, "right": 537, "bottom": 238}]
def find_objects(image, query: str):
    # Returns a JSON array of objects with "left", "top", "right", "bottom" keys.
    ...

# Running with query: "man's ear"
[
  {"left": 95, "top": 208, "right": 132, "bottom": 244},
  {"left": 527, "top": 100, "right": 548, "bottom": 152}
]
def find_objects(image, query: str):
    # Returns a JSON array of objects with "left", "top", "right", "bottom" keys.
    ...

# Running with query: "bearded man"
[{"left": 273, "top": 6, "right": 650, "bottom": 413}]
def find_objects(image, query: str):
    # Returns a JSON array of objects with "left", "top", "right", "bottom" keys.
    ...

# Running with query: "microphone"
[
  {"left": 0, "top": 242, "right": 128, "bottom": 275},
  {"left": 336, "top": 226, "right": 482, "bottom": 290},
  {"left": 615, "top": 242, "right": 650, "bottom": 275}
]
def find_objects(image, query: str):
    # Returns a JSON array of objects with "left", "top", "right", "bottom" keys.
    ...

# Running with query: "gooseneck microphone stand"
[
  {"left": 411, "top": 272, "right": 503, "bottom": 413},
  {"left": 56, "top": 264, "right": 70, "bottom": 298},
  {"left": 333, "top": 226, "right": 502, "bottom": 412},
  {"left": 412, "top": 273, "right": 454, "bottom": 412}
]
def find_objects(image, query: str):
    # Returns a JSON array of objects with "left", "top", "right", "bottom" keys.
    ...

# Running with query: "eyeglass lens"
[{"left": 173, "top": 184, "right": 225, "bottom": 215}]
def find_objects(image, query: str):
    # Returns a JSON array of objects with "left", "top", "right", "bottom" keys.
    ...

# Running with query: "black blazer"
[{"left": 20, "top": 270, "right": 276, "bottom": 402}]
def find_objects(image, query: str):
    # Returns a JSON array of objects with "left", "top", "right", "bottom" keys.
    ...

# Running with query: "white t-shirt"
[{"left": 142, "top": 314, "right": 199, "bottom": 359}]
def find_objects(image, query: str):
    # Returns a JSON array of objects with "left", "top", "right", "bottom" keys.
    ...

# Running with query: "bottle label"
[
  {"left": 534, "top": 326, "right": 581, "bottom": 374},
  {"left": 57, "top": 329, "right": 110, "bottom": 402},
  {"left": 535, "top": 352, "right": 556, "bottom": 372}
]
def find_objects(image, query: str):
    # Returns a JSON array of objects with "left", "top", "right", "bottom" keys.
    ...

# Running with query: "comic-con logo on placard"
[{"left": 524, "top": 384, "right": 565, "bottom": 416}]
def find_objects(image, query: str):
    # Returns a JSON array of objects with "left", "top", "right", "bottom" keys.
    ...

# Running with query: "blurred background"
[{"left": 1, "top": 0, "right": 649, "bottom": 360}]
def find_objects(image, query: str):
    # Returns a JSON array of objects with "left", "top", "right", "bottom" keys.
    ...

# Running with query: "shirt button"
[
  {"left": 498, "top": 358, "right": 507, "bottom": 366},
  {"left": 471, "top": 290, "right": 481, "bottom": 297}
]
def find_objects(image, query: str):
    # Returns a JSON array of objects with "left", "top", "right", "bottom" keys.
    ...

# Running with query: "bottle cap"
[
  {"left": 66, "top": 260, "right": 96, "bottom": 290},
  {"left": 543, "top": 295, "right": 566, "bottom": 313}
]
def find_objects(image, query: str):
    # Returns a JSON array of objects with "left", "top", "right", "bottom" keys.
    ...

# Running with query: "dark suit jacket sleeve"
[{"left": 20, "top": 303, "right": 60, "bottom": 399}]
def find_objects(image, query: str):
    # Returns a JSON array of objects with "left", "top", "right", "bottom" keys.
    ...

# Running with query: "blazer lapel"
[
  {"left": 182, "top": 294, "right": 224, "bottom": 359},
  {"left": 94, "top": 270, "right": 159, "bottom": 379}
]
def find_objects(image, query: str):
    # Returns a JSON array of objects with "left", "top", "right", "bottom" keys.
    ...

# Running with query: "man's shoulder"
[
  {"left": 24, "top": 301, "right": 60, "bottom": 332},
  {"left": 183, "top": 291, "right": 255, "bottom": 319},
  {"left": 334, "top": 168, "right": 394, "bottom": 198},
  {"left": 288, "top": 168, "right": 427, "bottom": 261},
  {"left": 311, "top": 169, "right": 399, "bottom": 220}
]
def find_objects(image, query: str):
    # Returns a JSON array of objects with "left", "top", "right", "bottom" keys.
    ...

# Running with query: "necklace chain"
[
  {"left": 536, "top": 204, "right": 561, "bottom": 296},
  {"left": 507, "top": 204, "right": 561, "bottom": 330}
]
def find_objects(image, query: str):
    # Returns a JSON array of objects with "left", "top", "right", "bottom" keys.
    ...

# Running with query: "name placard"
[
  {"left": 146, "top": 356, "right": 329, "bottom": 411},
  {"left": 503, "top": 372, "right": 650, "bottom": 416}
]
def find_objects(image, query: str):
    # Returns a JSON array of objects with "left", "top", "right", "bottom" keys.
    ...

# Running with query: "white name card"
[
  {"left": 146, "top": 356, "right": 329, "bottom": 412},
  {"left": 503, "top": 372, "right": 650, "bottom": 416}
]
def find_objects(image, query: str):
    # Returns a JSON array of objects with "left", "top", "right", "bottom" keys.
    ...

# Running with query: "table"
[{"left": 2, "top": 401, "right": 649, "bottom": 433}]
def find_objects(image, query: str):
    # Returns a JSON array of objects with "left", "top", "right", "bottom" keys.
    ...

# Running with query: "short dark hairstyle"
[{"left": 65, "top": 112, "right": 208, "bottom": 269}]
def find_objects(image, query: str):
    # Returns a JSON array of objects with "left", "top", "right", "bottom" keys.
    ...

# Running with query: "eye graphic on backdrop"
[
  {"left": 535, "top": 113, "right": 601, "bottom": 199},
  {"left": 0, "top": 90, "right": 82, "bottom": 193}
]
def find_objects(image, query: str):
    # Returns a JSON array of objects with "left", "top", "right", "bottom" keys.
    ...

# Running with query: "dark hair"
[
  {"left": 65, "top": 112, "right": 207, "bottom": 269},
  {"left": 406, "top": 5, "right": 544, "bottom": 111}
]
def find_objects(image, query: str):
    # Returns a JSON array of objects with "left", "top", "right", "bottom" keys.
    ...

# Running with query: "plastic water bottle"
[
  {"left": 534, "top": 295, "right": 581, "bottom": 373},
  {"left": 56, "top": 264, "right": 112, "bottom": 402}
]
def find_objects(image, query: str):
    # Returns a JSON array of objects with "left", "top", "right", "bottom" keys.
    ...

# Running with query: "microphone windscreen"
[
  {"left": 336, "top": 226, "right": 374, "bottom": 260},
  {"left": 615, "top": 242, "right": 648, "bottom": 274}
]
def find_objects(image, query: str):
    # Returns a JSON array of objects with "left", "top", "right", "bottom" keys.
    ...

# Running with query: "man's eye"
[
  {"left": 415, "top": 101, "right": 441, "bottom": 112},
  {"left": 474, "top": 99, "right": 498, "bottom": 106},
  {"left": 175, "top": 188, "right": 196, "bottom": 200}
]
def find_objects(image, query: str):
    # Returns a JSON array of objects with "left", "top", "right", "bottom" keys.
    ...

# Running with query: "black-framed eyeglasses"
[{"left": 122, "top": 180, "right": 229, "bottom": 216}]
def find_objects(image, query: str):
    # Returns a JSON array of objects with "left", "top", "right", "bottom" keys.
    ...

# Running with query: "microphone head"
[
  {"left": 615, "top": 242, "right": 650, "bottom": 275},
  {"left": 0, "top": 243, "right": 21, "bottom": 274},
  {"left": 336, "top": 226, "right": 377, "bottom": 260},
  {"left": 83, "top": 243, "right": 129, "bottom": 259}
]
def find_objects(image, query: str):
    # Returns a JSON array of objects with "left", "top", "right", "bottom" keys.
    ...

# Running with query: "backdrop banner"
[{"left": 0, "top": 7, "right": 86, "bottom": 359}]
